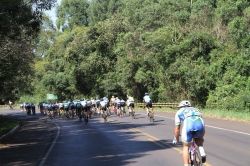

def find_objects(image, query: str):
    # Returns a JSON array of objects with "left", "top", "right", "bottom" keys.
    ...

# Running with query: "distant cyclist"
[
  {"left": 143, "top": 92, "right": 153, "bottom": 116},
  {"left": 126, "top": 94, "right": 135, "bottom": 116},
  {"left": 110, "top": 95, "right": 116, "bottom": 112},
  {"left": 9, "top": 100, "right": 13, "bottom": 109},
  {"left": 172, "top": 100, "right": 206, "bottom": 166}
]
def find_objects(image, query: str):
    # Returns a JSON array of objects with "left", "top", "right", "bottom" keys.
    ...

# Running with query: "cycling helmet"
[
  {"left": 145, "top": 92, "right": 149, "bottom": 95},
  {"left": 178, "top": 100, "right": 191, "bottom": 108}
]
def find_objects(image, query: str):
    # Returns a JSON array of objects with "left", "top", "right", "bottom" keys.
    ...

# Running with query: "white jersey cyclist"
[{"left": 143, "top": 93, "right": 152, "bottom": 115}]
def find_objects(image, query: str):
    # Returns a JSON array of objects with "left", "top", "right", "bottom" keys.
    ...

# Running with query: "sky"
[{"left": 44, "top": 0, "right": 62, "bottom": 25}]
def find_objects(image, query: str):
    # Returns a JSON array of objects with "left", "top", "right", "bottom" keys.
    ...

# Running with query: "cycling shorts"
[
  {"left": 145, "top": 102, "right": 152, "bottom": 108},
  {"left": 181, "top": 116, "right": 205, "bottom": 143},
  {"left": 128, "top": 103, "right": 134, "bottom": 108}
]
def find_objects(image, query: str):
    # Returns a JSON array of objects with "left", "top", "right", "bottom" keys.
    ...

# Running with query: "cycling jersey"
[
  {"left": 143, "top": 95, "right": 151, "bottom": 103},
  {"left": 76, "top": 101, "right": 81, "bottom": 108},
  {"left": 63, "top": 103, "right": 69, "bottom": 109},
  {"left": 175, "top": 107, "right": 204, "bottom": 143},
  {"left": 69, "top": 102, "right": 75, "bottom": 107},
  {"left": 126, "top": 97, "right": 134, "bottom": 107},
  {"left": 81, "top": 100, "right": 87, "bottom": 108},
  {"left": 120, "top": 100, "right": 126, "bottom": 106}
]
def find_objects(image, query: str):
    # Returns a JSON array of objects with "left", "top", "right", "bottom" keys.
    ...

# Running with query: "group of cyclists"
[
  {"left": 32, "top": 94, "right": 139, "bottom": 123},
  {"left": 20, "top": 102, "right": 36, "bottom": 115},
  {"left": 17, "top": 92, "right": 206, "bottom": 165}
]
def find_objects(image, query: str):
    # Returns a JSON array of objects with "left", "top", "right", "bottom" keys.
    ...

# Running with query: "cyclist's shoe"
[
  {"left": 199, "top": 146, "right": 206, "bottom": 163},
  {"left": 202, "top": 156, "right": 206, "bottom": 163}
]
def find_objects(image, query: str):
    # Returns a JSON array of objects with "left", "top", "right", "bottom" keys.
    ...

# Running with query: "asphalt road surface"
[{"left": 0, "top": 108, "right": 250, "bottom": 166}]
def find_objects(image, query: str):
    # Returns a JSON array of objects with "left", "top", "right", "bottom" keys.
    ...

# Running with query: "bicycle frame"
[{"left": 189, "top": 138, "right": 203, "bottom": 166}]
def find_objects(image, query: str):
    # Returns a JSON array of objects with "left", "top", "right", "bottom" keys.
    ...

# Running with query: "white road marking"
[
  {"left": 153, "top": 114, "right": 250, "bottom": 136},
  {"left": 38, "top": 122, "right": 60, "bottom": 166}
]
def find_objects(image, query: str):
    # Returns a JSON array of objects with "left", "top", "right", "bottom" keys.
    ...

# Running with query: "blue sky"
[{"left": 44, "top": 0, "right": 62, "bottom": 25}]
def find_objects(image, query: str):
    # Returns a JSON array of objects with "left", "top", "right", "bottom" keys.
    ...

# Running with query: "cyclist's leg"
[
  {"left": 183, "top": 143, "right": 190, "bottom": 165},
  {"left": 181, "top": 119, "right": 192, "bottom": 165},
  {"left": 194, "top": 118, "right": 206, "bottom": 162},
  {"left": 149, "top": 103, "right": 154, "bottom": 119}
]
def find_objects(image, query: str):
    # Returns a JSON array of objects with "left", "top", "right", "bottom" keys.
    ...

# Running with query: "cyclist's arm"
[
  {"left": 174, "top": 111, "right": 181, "bottom": 142},
  {"left": 174, "top": 125, "right": 181, "bottom": 142}
]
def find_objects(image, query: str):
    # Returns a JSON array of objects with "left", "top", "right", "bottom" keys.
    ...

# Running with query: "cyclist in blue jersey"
[{"left": 173, "top": 100, "right": 206, "bottom": 166}]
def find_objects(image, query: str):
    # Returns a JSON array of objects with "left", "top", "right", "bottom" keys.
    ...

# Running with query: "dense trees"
[
  {"left": 2, "top": 0, "right": 250, "bottom": 110},
  {"left": 0, "top": 0, "right": 56, "bottom": 104}
]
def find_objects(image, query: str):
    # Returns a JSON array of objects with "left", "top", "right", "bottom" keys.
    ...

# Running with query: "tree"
[
  {"left": 0, "top": 0, "right": 56, "bottom": 103},
  {"left": 56, "top": 0, "right": 89, "bottom": 30}
]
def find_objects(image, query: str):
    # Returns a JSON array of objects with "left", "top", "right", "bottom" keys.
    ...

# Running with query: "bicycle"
[
  {"left": 119, "top": 108, "right": 123, "bottom": 118},
  {"left": 148, "top": 111, "right": 154, "bottom": 122},
  {"left": 78, "top": 110, "right": 83, "bottom": 122},
  {"left": 189, "top": 131, "right": 206, "bottom": 166},
  {"left": 83, "top": 112, "right": 88, "bottom": 125},
  {"left": 121, "top": 106, "right": 126, "bottom": 117},
  {"left": 130, "top": 108, "right": 136, "bottom": 119},
  {"left": 9, "top": 104, "right": 13, "bottom": 110},
  {"left": 173, "top": 135, "right": 205, "bottom": 166},
  {"left": 102, "top": 111, "right": 108, "bottom": 123}
]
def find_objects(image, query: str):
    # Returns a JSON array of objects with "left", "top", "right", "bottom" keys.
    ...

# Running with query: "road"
[{"left": 0, "top": 108, "right": 250, "bottom": 166}]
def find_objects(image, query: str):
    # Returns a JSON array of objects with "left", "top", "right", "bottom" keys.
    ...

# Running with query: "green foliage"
[
  {"left": 18, "top": 95, "right": 45, "bottom": 104},
  {"left": 5, "top": 0, "right": 249, "bottom": 114},
  {"left": 56, "top": 0, "right": 89, "bottom": 30}
]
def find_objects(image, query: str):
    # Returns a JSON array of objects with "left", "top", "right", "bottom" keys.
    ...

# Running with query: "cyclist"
[
  {"left": 95, "top": 98, "right": 101, "bottom": 116},
  {"left": 20, "top": 103, "right": 24, "bottom": 112},
  {"left": 63, "top": 101, "right": 69, "bottom": 117},
  {"left": 120, "top": 98, "right": 126, "bottom": 115},
  {"left": 110, "top": 96, "right": 116, "bottom": 112},
  {"left": 126, "top": 94, "right": 135, "bottom": 116},
  {"left": 69, "top": 100, "right": 75, "bottom": 118},
  {"left": 75, "top": 100, "right": 82, "bottom": 118},
  {"left": 25, "top": 102, "right": 31, "bottom": 115},
  {"left": 9, "top": 100, "right": 13, "bottom": 109},
  {"left": 86, "top": 99, "right": 92, "bottom": 118},
  {"left": 115, "top": 97, "right": 121, "bottom": 116},
  {"left": 172, "top": 100, "right": 206, "bottom": 166},
  {"left": 100, "top": 98, "right": 109, "bottom": 119},
  {"left": 143, "top": 92, "right": 153, "bottom": 116},
  {"left": 31, "top": 103, "right": 36, "bottom": 115}
]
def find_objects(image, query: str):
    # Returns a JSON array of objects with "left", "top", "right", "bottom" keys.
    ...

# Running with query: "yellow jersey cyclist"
[{"left": 173, "top": 100, "right": 206, "bottom": 166}]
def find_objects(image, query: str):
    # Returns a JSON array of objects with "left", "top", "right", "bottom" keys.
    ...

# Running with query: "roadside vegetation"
[
  {"left": 1, "top": 0, "right": 250, "bottom": 119},
  {"left": 136, "top": 107, "right": 250, "bottom": 122},
  {"left": 0, "top": 115, "right": 18, "bottom": 138}
]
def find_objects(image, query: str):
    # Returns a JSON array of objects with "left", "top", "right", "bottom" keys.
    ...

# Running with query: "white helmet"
[{"left": 178, "top": 100, "right": 191, "bottom": 108}]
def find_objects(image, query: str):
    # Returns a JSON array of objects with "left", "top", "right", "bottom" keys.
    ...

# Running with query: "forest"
[{"left": 1, "top": 0, "right": 250, "bottom": 111}]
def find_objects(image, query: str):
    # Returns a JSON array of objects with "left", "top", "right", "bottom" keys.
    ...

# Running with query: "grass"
[
  {"left": 0, "top": 115, "right": 18, "bottom": 137},
  {"left": 135, "top": 107, "right": 250, "bottom": 122}
]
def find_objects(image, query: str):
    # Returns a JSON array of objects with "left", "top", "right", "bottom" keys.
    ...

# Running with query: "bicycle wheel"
[
  {"left": 84, "top": 113, "right": 88, "bottom": 124},
  {"left": 189, "top": 144, "right": 203, "bottom": 166},
  {"left": 195, "top": 145, "right": 203, "bottom": 166},
  {"left": 149, "top": 113, "right": 152, "bottom": 122}
]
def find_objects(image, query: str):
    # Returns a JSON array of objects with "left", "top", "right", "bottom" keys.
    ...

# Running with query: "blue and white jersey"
[
  {"left": 175, "top": 107, "right": 202, "bottom": 126},
  {"left": 86, "top": 100, "right": 92, "bottom": 107},
  {"left": 143, "top": 95, "right": 151, "bottom": 103},
  {"left": 95, "top": 99, "right": 101, "bottom": 105},
  {"left": 103, "top": 99, "right": 109, "bottom": 105},
  {"left": 100, "top": 100, "right": 107, "bottom": 107},
  {"left": 115, "top": 99, "right": 121, "bottom": 106}
]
